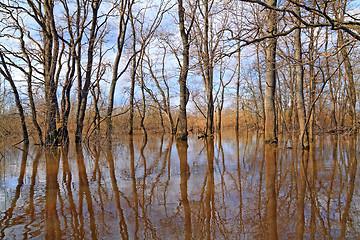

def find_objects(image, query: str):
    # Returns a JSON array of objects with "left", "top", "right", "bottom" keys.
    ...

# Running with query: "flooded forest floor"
[{"left": 0, "top": 131, "right": 359, "bottom": 239}]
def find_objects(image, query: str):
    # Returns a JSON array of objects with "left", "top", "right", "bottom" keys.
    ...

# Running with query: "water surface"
[{"left": 1, "top": 132, "right": 359, "bottom": 239}]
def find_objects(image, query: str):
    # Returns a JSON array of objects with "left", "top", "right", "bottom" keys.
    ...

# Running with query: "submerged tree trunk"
[
  {"left": 294, "top": 5, "right": 309, "bottom": 150},
  {"left": 264, "top": 0, "right": 278, "bottom": 143}
]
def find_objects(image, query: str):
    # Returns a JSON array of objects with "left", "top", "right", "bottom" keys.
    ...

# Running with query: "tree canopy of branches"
[{"left": 0, "top": 0, "right": 359, "bottom": 147}]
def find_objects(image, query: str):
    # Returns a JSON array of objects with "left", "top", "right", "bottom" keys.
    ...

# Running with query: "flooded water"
[{"left": 1, "top": 132, "right": 360, "bottom": 239}]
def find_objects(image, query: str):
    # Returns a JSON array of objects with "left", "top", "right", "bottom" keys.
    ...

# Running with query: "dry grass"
[
  {"left": 0, "top": 104, "right": 356, "bottom": 146},
  {"left": 0, "top": 113, "right": 24, "bottom": 145}
]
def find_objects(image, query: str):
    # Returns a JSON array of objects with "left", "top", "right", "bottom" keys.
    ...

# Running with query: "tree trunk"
[
  {"left": 0, "top": 51, "right": 29, "bottom": 144},
  {"left": 294, "top": 5, "right": 309, "bottom": 149},
  {"left": 59, "top": 53, "right": 75, "bottom": 144},
  {"left": 309, "top": 13, "right": 316, "bottom": 142},
  {"left": 256, "top": 44, "right": 265, "bottom": 130},
  {"left": 264, "top": 0, "right": 278, "bottom": 143},
  {"left": 235, "top": 53, "right": 240, "bottom": 132},
  {"left": 75, "top": 0, "right": 100, "bottom": 143},
  {"left": 19, "top": 30, "right": 43, "bottom": 145},
  {"left": 128, "top": 13, "right": 138, "bottom": 136},
  {"left": 59, "top": 27, "right": 79, "bottom": 145},
  {"left": 205, "top": 75, "right": 214, "bottom": 136},
  {"left": 325, "top": 27, "right": 338, "bottom": 130},
  {"left": 107, "top": 2, "right": 131, "bottom": 136},
  {"left": 176, "top": 0, "right": 191, "bottom": 141},
  {"left": 204, "top": 0, "right": 214, "bottom": 137},
  {"left": 129, "top": 61, "right": 136, "bottom": 135},
  {"left": 43, "top": 0, "right": 60, "bottom": 146},
  {"left": 338, "top": 30, "right": 356, "bottom": 134}
]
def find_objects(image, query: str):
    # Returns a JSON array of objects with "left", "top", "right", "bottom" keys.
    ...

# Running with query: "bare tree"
[
  {"left": 264, "top": 0, "right": 278, "bottom": 143},
  {"left": 75, "top": 0, "right": 102, "bottom": 143},
  {"left": 57, "top": 0, "right": 87, "bottom": 144},
  {"left": 0, "top": 51, "right": 29, "bottom": 144},
  {"left": 215, "top": 57, "right": 233, "bottom": 132},
  {"left": 0, "top": 6, "right": 43, "bottom": 144},
  {"left": 294, "top": 3, "right": 309, "bottom": 149},
  {"left": 176, "top": 0, "right": 196, "bottom": 140},
  {"left": 128, "top": 10, "right": 137, "bottom": 136},
  {"left": 336, "top": 0, "right": 357, "bottom": 134},
  {"left": 144, "top": 48, "right": 176, "bottom": 134},
  {"left": 107, "top": 0, "right": 134, "bottom": 136}
]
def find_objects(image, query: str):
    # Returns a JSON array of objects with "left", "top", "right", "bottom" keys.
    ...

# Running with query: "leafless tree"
[
  {"left": 0, "top": 51, "right": 29, "bottom": 144},
  {"left": 176, "top": 0, "right": 197, "bottom": 140},
  {"left": 75, "top": 0, "right": 102, "bottom": 143}
]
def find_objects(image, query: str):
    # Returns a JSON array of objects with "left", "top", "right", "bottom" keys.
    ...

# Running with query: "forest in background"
[{"left": 0, "top": 0, "right": 360, "bottom": 147}]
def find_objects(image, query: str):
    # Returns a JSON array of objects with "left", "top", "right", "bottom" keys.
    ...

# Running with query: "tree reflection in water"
[
  {"left": 265, "top": 142, "right": 278, "bottom": 239},
  {"left": 105, "top": 138, "right": 128, "bottom": 239},
  {"left": 45, "top": 147, "right": 61, "bottom": 239},
  {"left": 0, "top": 144, "right": 29, "bottom": 239},
  {"left": 176, "top": 139, "right": 191, "bottom": 240},
  {"left": 75, "top": 143, "right": 96, "bottom": 239},
  {"left": 0, "top": 132, "right": 360, "bottom": 239}
]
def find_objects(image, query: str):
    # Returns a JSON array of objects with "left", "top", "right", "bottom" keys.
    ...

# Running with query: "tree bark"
[
  {"left": 294, "top": 5, "right": 309, "bottom": 149},
  {"left": 19, "top": 29, "right": 43, "bottom": 145},
  {"left": 129, "top": 13, "right": 137, "bottom": 136},
  {"left": 75, "top": 0, "right": 100, "bottom": 143},
  {"left": 42, "top": 0, "right": 60, "bottom": 146},
  {"left": 338, "top": 30, "right": 356, "bottom": 134},
  {"left": 203, "top": 0, "right": 214, "bottom": 137},
  {"left": 235, "top": 48, "right": 241, "bottom": 132},
  {"left": 309, "top": 10, "right": 316, "bottom": 142},
  {"left": 264, "top": 0, "right": 278, "bottom": 143},
  {"left": 325, "top": 27, "right": 338, "bottom": 131},
  {"left": 256, "top": 44, "right": 265, "bottom": 130},
  {"left": 176, "top": 0, "right": 192, "bottom": 141},
  {"left": 58, "top": 0, "right": 84, "bottom": 145},
  {"left": 0, "top": 51, "right": 29, "bottom": 144}
]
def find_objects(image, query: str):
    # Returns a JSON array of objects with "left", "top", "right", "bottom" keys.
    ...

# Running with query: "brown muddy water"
[{"left": 0, "top": 132, "right": 359, "bottom": 239}]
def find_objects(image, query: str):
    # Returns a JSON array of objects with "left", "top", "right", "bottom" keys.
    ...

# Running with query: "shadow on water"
[{"left": 0, "top": 131, "right": 360, "bottom": 239}]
